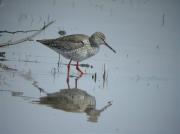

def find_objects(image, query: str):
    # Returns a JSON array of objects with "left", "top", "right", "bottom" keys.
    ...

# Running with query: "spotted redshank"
[{"left": 37, "top": 32, "right": 116, "bottom": 81}]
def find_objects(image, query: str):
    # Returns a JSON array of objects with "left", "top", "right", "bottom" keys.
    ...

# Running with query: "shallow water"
[{"left": 0, "top": 0, "right": 180, "bottom": 134}]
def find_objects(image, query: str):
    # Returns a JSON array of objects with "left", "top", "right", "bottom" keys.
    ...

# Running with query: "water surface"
[{"left": 0, "top": 0, "right": 180, "bottom": 134}]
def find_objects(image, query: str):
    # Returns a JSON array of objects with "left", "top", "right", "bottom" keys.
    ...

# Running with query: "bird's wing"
[{"left": 52, "top": 34, "right": 89, "bottom": 51}]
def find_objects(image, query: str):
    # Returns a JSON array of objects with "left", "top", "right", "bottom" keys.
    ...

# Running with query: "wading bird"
[{"left": 37, "top": 32, "right": 116, "bottom": 81}]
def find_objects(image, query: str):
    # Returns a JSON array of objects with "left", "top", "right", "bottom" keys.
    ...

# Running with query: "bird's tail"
[{"left": 36, "top": 39, "right": 54, "bottom": 47}]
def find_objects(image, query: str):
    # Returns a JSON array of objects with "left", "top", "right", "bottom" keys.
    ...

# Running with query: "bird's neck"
[{"left": 89, "top": 37, "right": 99, "bottom": 48}]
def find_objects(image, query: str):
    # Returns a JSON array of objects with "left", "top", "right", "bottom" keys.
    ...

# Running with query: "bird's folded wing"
[{"left": 52, "top": 34, "right": 89, "bottom": 51}]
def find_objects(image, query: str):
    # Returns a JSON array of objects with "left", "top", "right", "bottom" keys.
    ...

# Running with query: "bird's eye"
[
  {"left": 99, "top": 36, "right": 105, "bottom": 41},
  {"left": 99, "top": 34, "right": 105, "bottom": 40}
]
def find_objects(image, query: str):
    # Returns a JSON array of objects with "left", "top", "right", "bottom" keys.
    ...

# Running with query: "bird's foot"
[
  {"left": 76, "top": 67, "right": 84, "bottom": 76},
  {"left": 76, "top": 62, "right": 84, "bottom": 77}
]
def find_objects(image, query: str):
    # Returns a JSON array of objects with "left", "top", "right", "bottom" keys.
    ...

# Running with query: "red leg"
[
  {"left": 76, "top": 61, "right": 84, "bottom": 76},
  {"left": 67, "top": 59, "right": 72, "bottom": 82}
]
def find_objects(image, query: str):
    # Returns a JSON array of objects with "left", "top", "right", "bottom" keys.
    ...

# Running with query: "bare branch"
[
  {"left": 0, "top": 21, "right": 55, "bottom": 47},
  {"left": 0, "top": 29, "right": 40, "bottom": 34}
]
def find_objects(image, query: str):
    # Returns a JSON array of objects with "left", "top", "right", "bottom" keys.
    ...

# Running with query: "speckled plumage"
[
  {"left": 37, "top": 32, "right": 116, "bottom": 79},
  {"left": 37, "top": 32, "right": 108, "bottom": 62}
]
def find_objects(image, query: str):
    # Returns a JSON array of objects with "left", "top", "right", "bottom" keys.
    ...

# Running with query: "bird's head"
[{"left": 90, "top": 32, "right": 116, "bottom": 53}]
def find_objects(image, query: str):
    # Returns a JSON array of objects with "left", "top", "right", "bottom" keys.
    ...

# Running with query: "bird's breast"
[{"left": 59, "top": 45, "right": 99, "bottom": 62}]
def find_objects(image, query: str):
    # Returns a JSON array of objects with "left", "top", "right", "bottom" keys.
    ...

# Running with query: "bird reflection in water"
[{"left": 38, "top": 77, "right": 112, "bottom": 122}]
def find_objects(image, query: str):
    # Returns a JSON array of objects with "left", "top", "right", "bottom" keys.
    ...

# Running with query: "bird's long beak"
[{"left": 104, "top": 40, "right": 116, "bottom": 53}]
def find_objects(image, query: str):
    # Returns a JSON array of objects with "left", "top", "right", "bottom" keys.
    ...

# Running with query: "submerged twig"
[
  {"left": 58, "top": 30, "right": 66, "bottom": 36},
  {"left": 0, "top": 52, "right": 5, "bottom": 57},
  {"left": 0, "top": 21, "right": 55, "bottom": 47},
  {"left": 102, "top": 64, "right": 108, "bottom": 88},
  {"left": 57, "top": 53, "right": 61, "bottom": 71},
  {"left": 69, "top": 63, "right": 93, "bottom": 68},
  {"left": 0, "top": 63, "right": 17, "bottom": 71},
  {"left": 92, "top": 73, "right": 97, "bottom": 82},
  {"left": 162, "top": 13, "right": 165, "bottom": 26},
  {"left": 0, "top": 57, "right": 92, "bottom": 68},
  {"left": 103, "top": 64, "right": 106, "bottom": 88}
]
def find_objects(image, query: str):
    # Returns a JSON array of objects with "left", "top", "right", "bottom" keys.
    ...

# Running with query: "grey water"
[{"left": 0, "top": 0, "right": 180, "bottom": 134}]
